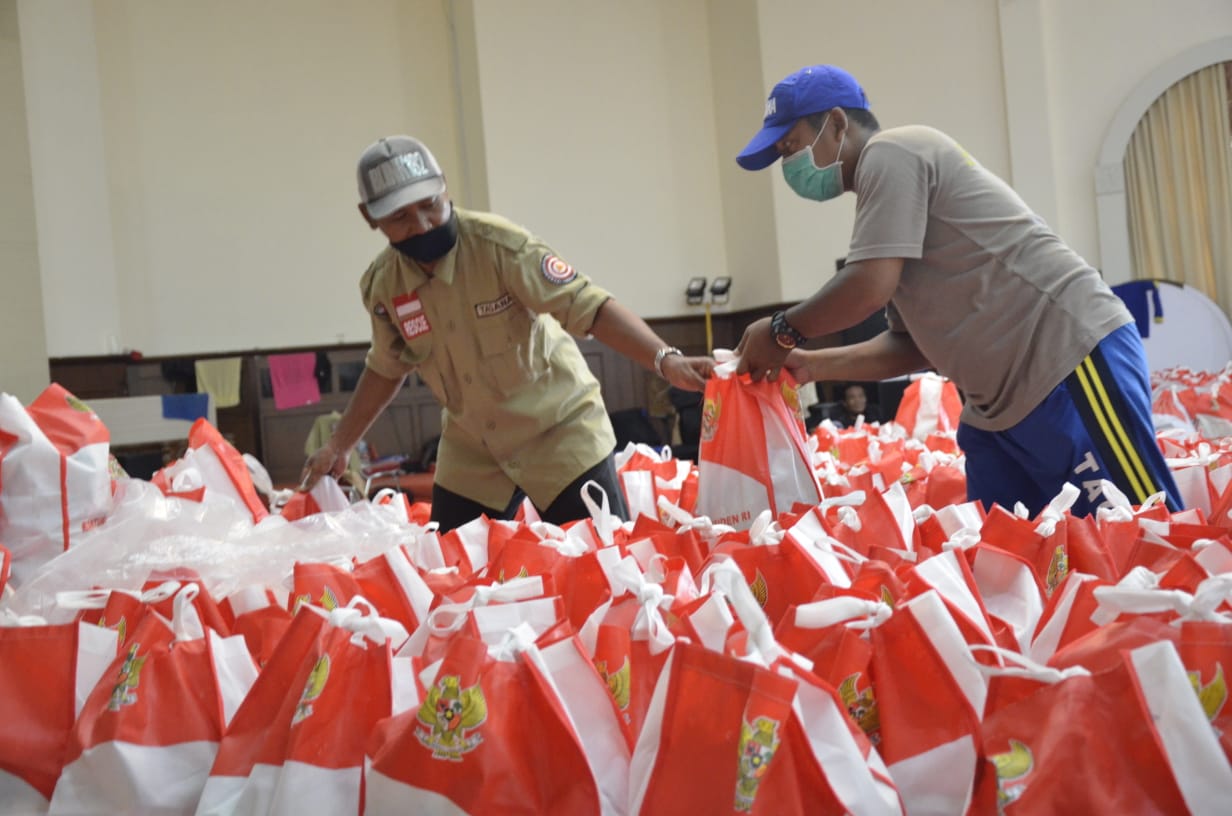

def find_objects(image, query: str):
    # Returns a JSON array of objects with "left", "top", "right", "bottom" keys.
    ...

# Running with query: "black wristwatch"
[{"left": 770, "top": 310, "right": 807, "bottom": 350}]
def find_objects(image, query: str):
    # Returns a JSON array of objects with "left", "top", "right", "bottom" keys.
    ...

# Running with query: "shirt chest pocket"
[
  {"left": 398, "top": 334, "right": 452, "bottom": 405},
  {"left": 474, "top": 310, "right": 545, "bottom": 396}
]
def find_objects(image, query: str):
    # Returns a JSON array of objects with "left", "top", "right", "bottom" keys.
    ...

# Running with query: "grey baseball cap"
[{"left": 356, "top": 135, "right": 446, "bottom": 219}]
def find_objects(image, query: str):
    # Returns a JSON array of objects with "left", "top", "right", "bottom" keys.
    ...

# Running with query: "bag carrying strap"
[
  {"left": 793, "top": 595, "right": 893, "bottom": 631},
  {"left": 55, "top": 580, "right": 183, "bottom": 612},
  {"left": 968, "top": 643, "right": 1090, "bottom": 682}
]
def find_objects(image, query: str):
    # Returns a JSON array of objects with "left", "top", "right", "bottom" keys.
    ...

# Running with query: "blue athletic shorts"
[{"left": 957, "top": 322, "right": 1182, "bottom": 518}]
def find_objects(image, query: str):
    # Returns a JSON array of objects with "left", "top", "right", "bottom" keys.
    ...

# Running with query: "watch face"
[{"left": 774, "top": 331, "right": 797, "bottom": 350}]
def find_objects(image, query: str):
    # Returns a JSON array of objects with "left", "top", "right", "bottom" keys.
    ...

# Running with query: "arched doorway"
[{"left": 1095, "top": 37, "right": 1232, "bottom": 285}]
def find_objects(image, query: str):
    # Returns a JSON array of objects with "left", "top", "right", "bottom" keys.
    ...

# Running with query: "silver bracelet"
[{"left": 654, "top": 346, "right": 683, "bottom": 378}]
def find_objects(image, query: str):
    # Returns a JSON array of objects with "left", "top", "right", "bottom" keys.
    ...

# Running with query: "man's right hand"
[{"left": 299, "top": 444, "right": 348, "bottom": 492}]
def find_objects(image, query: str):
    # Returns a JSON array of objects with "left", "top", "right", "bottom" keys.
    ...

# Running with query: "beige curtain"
[{"left": 1124, "top": 62, "right": 1232, "bottom": 317}]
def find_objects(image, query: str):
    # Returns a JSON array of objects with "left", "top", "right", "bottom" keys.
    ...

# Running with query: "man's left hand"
[
  {"left": 735, "top": 316, "right": 791, "bottom": 381},
  {"left": 661, "top": 354, "right": 714, "bottom": 392}
]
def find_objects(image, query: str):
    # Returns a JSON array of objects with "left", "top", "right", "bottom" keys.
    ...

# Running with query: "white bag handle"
[
  {"left": 941, "top": 528, "right": 982, "bottom": 552},
  {"left": 328, "top": 595, "right": 409, "bottom": 646},
  {"left": 490, "top": 621, "right": 540, "bottom": 661},
  {"left": 747, "top": 510, "right": 783, "bottom": 546},
  {"left": 702, "top": 560, "right": 810, "bottom": 670},
  {"left": 1033, "top": 482, "right": 1080, "bottom": 536},
  {"left": 793, "top": 596, "right": 892, "bottom": 631},
  {"left": 171, "top": 583, "right": 204, "bottom": 642},
  {"left": 55, "top": 580, "right": 183, "bottom": 611},
  {"left": 1094, "top": 572, "right": 1232, "bottom": 625},
  {"left": 608, "top": 554, "right": 676, "bottom": 654},
  {"left": 580, "top": 479, "right": 620, "bottom": 548},
  {"left": 0, "top": 610, "right": 48, "bottom": 626},
  {"left": 968, "top": 643, "right": 1090, "bottom": 682},
  {"left": 421, "top": 574, "right": 549, "bottom": 639},
  {"left": 655, "top": 494, "right": 736, "bottom": 539}
]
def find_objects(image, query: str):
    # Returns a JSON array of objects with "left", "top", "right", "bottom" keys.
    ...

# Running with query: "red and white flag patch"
[
  {"left": 540, "top": 254, "right": 577, "bottom": 285},
  {"left": 393, "top": 292, "right": 431, "bottom": 340}
]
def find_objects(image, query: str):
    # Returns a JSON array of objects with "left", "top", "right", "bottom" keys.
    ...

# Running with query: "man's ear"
[
  {"left": 829, "top": 106, "right": 849, "bottom": 138},
  {"left": 358, "top": 202, "right": 378, "bottom": 230}
]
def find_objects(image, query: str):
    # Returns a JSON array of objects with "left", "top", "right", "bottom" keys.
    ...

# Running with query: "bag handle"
[
  {"left": 655, "top": 494, "right": 736, "bottom": 539},
  {"left": 328, "top": 595, "right": 409, "bottom": 645},
  {"left": 793, "top": 596, "right": 892, "bottom": 631},
  {"left": 747, "top": 510, "right": 783, "bottom": 546},
  {"left": 608, "top": 554, "right": 676, "bottom": 654},
  {"left": 1033, "top": 482, "right": 1080, "bottom": 536},
  {"left": 1096, "top": 478, "right": 1170, "bottom": 522},
  {"left": 0, "top": 609, "right": 48, "bottom": 626},
  {"left": 490, "top": 621, "right": 540, "bottom": 661},
  {"left": 1093, "top": 571, "right": 1232, "bottom": 625},
  {"left": 702, "top": 559, "right": 811, "bottom": 671},
  {"left": 423, "top": 574, "right": 548, "bottom": 638},
  {"left": 171, "top": 583, "right": 204, "bottom": 642},
  {"left": 54, "top": 580, "right": 183, "bottom": 612},
  {"left": 580, "top": 478, "right": 620, "bottom": 549},
  {"left": 969, "top": 643, "right": 1090, "bottom": 682},
  {"left": 941, "top": 528, "right": 982, "bottom": 552}
]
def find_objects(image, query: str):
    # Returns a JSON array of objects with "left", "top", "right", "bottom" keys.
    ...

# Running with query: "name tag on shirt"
[{"left": 393, "top": 292, "right": 432, "bottom": 341}]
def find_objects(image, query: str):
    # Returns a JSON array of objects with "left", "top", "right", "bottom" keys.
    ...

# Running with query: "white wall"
[
  {"left": 752, "top": 0, "right": 1011, "bottom": 303},
  {"left": 705, "top": 0, "right": 783, "bottom": 311},
  {"left": 15, "top": 0, "right": 1232, "bottom": 360},
  {"left": 470, "top": 0, "right": 732, "bottom": 316},
  {"left": 1, "top": 0, "right": 47, "bottom": 401},
  {"left": 23, "top": 0, "right": 468, "bottom": 357},
  {"left": 18, "top": 0, "right": 119, "bottom": 360}
]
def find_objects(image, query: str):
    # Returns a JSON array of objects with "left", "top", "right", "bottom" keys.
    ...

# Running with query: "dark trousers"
[{"left": 430, "top": 453, "right": 630, "bottom": 533}]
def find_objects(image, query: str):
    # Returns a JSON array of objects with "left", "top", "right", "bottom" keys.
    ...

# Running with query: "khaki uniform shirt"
[{"left": 360, "top": 207, "right": 616, "bottom": 509}]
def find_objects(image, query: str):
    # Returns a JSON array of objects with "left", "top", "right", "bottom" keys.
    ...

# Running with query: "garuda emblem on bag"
[
  {"left": 107, "top": 643, "right": 146, "bottom": 711},
  {"left": 416, "top": 674, "right": 488, "bottom": 761},
  {"left": 1189, "top": 663, "right": 1228, "bottom": 723},
  {"left": 838, "top": 672, "right": 881, "bottom": 744},
  {"left": 292, "top": 654, "right": 330, "bottom": 725},
  {"left": 596, "top": 656, "right": 631, "bottom": 713},
  {"left": 701, "top": 396, "right": 720, "bottom": 443},
  {"left": 734, "top": 715, "right": 781, "bottom": 812},
  {"left": 991, "top": 738, "right": 1034, "bottom": 812}
]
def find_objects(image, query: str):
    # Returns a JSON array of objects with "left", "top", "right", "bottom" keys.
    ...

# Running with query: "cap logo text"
[
  {"left": 367, "top": 152, "right": 431, "bottom": 196},
  {"left": 765, "top": 97, "right": 776, "bottom": 118}
]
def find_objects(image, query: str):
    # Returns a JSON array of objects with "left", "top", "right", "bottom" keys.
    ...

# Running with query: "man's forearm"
[
  {"left": 806, "top": 330, "right": 930, "bottom": 382},
  {"left": 327, "top": 367, "right": 406, "bottom": 453},
  {"left": 783, "top": 257, "right": 903, "bottom": 340},
  {"left": 588, "top": 298, "right": 670, "bottom": 371}
]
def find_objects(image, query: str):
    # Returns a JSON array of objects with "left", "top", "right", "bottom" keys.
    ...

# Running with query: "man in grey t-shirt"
[{"left": 733, "top": 64, "right": 1180, "bottom": 517}]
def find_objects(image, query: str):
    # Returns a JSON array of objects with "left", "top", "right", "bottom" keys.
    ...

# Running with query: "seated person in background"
[{"left": 831, "top": 382, "right": 881, "bottom": 427}]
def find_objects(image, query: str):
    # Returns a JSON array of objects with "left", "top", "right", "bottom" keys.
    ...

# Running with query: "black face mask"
[{"left": 392, "top": 207, "right": 459, "bottom": 263}]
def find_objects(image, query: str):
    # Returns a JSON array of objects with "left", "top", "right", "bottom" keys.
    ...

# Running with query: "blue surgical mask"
[{"left": 781, "top": 115, "right": 845, "bottom": 202}]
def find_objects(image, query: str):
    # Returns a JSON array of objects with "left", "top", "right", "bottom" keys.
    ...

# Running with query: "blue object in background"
[
  {"left": 1111, "top": 280, "right": 1164, "bottom": 339},
  {"left": 161, "top": 393, "right": 210, "bottom": 422}
]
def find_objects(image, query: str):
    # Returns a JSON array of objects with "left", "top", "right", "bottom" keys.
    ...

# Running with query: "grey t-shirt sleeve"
[{"left": 847, "top": 140, "right": 930, "bottom": 263}]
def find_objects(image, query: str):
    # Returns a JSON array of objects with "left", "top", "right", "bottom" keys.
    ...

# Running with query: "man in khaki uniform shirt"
[{"left": 301, "top": 135, "right": 712, "bottom": 531}]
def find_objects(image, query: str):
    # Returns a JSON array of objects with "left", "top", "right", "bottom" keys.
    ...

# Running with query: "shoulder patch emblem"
[{"left": 540, "top": 254, "right": 577, "bottom": 285}]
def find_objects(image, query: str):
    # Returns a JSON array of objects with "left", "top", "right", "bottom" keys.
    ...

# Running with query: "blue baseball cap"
[{"left": 736, "top": 65, "right": 870, "bottom": 171}]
